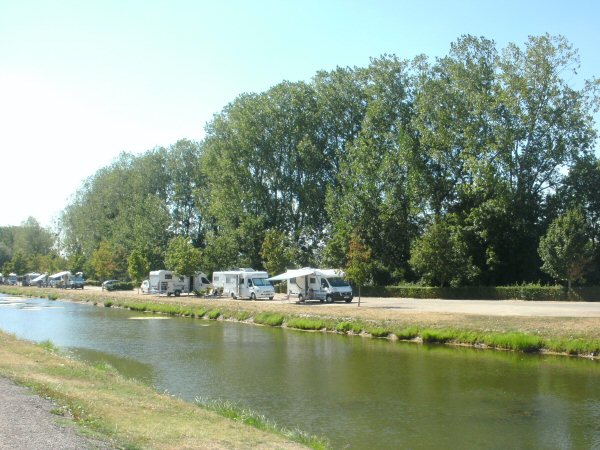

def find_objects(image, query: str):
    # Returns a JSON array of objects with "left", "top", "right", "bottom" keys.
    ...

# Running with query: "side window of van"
[
  {"left": 321, "top": 279, "right": 328, "bottom": 289},
  {"left": 165, "top": 274, "right": 172, "bottom": 280}
]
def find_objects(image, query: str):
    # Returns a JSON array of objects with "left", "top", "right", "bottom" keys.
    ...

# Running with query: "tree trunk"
[{"left": 358, "top": 285, "right": 361, "bottom": 307}]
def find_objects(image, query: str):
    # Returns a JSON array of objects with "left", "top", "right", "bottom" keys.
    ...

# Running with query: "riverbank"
[
  {"left": 3, "top": 286, "right": 600, "bottom": 358},
  {"left": 0, "top": 329, "right": 322, "bottom": 449}
]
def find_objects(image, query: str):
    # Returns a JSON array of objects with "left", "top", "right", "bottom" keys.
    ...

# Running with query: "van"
[
  {"left": 212, "top": 268, "right": 275, "bottom": 300},
  {"left": 268, "top": 268, "right": 353, "bottom": 303}
]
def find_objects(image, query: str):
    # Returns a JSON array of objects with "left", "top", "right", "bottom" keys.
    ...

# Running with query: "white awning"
[
  {"left": 268, "top": 268, "right": 345, "bottom": 281},
  {"left": 49, "top": 271, "right": 71, "bottom": 279},
  {"left": 31, "top": 273, "right": 48, "bottom": 283}
]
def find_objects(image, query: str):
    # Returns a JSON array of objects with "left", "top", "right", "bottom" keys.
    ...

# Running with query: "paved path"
[{"left": 0, "top": 376, "right": 111, "bottom": 450}]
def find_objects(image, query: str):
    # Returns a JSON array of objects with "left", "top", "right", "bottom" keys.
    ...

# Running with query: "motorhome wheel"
[
  {"left": 174, "top": 290, "right": 181, "bottom": 297},
  {"left": 326, "top": 295, "right": 333, "bottom": 303},
  {"left": 250, "top": 292, "right": 256, "bottom": 300},
  {"left": 298, "top": 294, "right": 304, "bottom": 302},
  {"left": 345, "top": 298, "right": 352, "bottom": 303}
]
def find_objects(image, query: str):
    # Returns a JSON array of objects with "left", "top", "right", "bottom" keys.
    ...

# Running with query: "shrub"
[
  {"left": 286, "top": 318, "right": 327, "bottom": 330},
  {"left": 47, "top": 293, "right": 59, "bottom": 301},
  {"left": 106, "top": 282, "right": 135, "bottom": 291},
  {"left": 394, "top": 326, "right": 419, "bottom": 340},
  {"left": 253, "top": 312, "right": 284, "bottom": 327},
  {"left": 335, "top": 322, "right": 353, "bottom": 333},
  {"left": 103, "top": 301, "right": 113, "bottom": 308},
  {"left": 208, "top": 309, "right": 221, "bottom": 320},
  {"left": 366, "top": 327, "right": 390, "bottom": 338}
]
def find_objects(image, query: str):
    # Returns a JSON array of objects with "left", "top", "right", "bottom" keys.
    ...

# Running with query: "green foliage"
[
  {"left": 409, "top": 214, "right": 478, "bottom": 287},
  {"left": 286, "top": 318, "right": 329, "bottom": 330},
  {"left": 207, "top": 309, "right": 221, "bottom": 320},
  {"left": 260, "top": 229, "right": 298, "bottom": 276},
  {"left": 539, "top": 209, "right": 594, "bottom": 290},
  {"left": 106, "top": 282, "right": 135, "bottom": 291},
  {"left": 128, "top": 250, "right": 150, "bottom": 286},
  {"left": 253, "top": 312, "right": 285, "bottom": 327},
  {"left": 345, "top": 231, "right": 372, "bottom": 300},
  {"left": 37, "top": 339, "right": 59, "bottom": 353},
  {"left": 47, "top": 293, "right": 59, "bottom": 301},
  {"left": 165, "top": 236, "right": 202, "bottom": 278}
]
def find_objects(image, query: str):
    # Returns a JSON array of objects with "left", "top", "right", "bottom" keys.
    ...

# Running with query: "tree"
[
  {"left": 90, "top": 241, "right": 122, "bottom": 282},
  {"left": 538, "top": 209, "right": 593, "bottom": 291},
  {"left": 128, "top": 250, "right": 150, "bottom": 293},
  {"left": 345, "top": 231, "right": 372, "bottom": 306},
  {"left": 409, "top": 215, "right": 478, "bottom": 287},
  {"left": 165, "top": 237, "right": 203, "bottom": 281},
  {"left": 260, "top": 229, "right": 299, "bottom": 276}
]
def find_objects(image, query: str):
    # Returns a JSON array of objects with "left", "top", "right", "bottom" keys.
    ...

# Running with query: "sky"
[{"left": 1, "top": 0, "right": 599, "bottom": 228}]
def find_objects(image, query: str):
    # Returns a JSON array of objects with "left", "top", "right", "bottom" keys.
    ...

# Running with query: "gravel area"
[{"left": 0, "top": 376, "right": 112, "bottom": 450}]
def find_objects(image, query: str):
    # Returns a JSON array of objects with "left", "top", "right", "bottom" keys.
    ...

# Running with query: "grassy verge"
[
  {"left": 2, "top": 286, "right": 600, "bottom": 359},
  {"left": 0, "top": 330, "right": 324, "bottom": 449}
]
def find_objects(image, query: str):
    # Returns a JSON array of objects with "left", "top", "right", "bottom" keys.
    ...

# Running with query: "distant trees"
[{"left": 52, "top": 34, "right": 598, "bottom": 287}]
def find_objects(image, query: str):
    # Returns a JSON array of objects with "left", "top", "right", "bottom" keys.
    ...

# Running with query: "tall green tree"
[
  {"left": 128, "top": 250, "right": 150, "bottom": 292},
  {"left": 345, "top": 231, "right": 372, "bottom": 306},
  {"left": 409, "top": 215, "right": 478, "bottom": 287},
  {"left": 538, "top": 209, "right": 593, "bottom": 291},
  {"left": 165, "top": 236, "right": 203, "bottom": 279}
]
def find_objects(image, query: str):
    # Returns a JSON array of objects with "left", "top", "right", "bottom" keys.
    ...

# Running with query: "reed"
[{"left": 253, "top": 312, "right": 285, "bottom": 326}]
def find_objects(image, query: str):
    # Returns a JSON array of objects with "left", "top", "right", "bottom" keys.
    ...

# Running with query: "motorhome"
[
  {"left": 48, "top": 271, "right": 71, "bottom": 288},
  {"left": 21, "top": 272, "right": 42, "bottom": 286},
  {"left": 147, "top": 270, "right": 211, "bottom": 296},
  {"left": 31, "top": 273, "right": 49, "bottom": 287},
  {"left": 6, "top": 273, "right": 18, "bottom": 286},
  {"left": 268, "top": 267, "right": 353, "bottom": 303},
  {"left": 212, "top": 268, "right": 275, "bottom": 300},
  {"left": 69, "top": 272, "right": 85, "bottom": 289}
]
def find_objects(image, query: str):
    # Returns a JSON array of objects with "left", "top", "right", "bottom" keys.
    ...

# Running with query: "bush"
[
  {"left": 286, "top": 318, "right": 328, "bottom": 330},
  {"left": 253, "top": 312, "right": 285, "bottom": 327},
  {"left": 106, "top": 282, "right": 135, "bottom": 291},
  {"left": 358, "top": 284, "right": 600, "bottom": 301}
]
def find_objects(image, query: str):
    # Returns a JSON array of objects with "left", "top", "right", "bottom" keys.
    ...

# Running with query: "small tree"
[
  {"left": 90, "top": 241, "right": 119, "bottom": 282},
  {"left": 538, "top": 209, "right": 593, "bottom": 291},
  {"left": 345, "top": 231, "right": 372, "bottom": 307},
  {"left": 409, "top": 214, "right": 478, "bottom": 287},
  {"left": 165, "top": 237, "right": 202, "bottom": 293},
  {"left": 128, "top": 249, "right": 150, "bottom": 293}
]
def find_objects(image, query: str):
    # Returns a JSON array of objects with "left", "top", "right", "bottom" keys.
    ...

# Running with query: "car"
[{"left": 102, "top": 279, "right": 119, "bottom": 290}]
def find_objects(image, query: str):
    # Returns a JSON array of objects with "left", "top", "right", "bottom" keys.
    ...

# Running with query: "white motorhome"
[
  {"left": 268, "top": 267, "right": 353, "bottom": 303},
  {"left": 21, "top": 272, "right": 41, "bottom": 286},
  {"left": 212, "top": 268, "right": 275, "bottom": 300},
  {"left": 31, "top": 273, "right": 49, "bottom": 287},
  {"left": 48, "top": 271, "right": 72, "bottom": 288},
  {"left": 6, "top": 273, "right": 18, "bottom": 286},
  {"left": 148, "top": 270, "right": 211, "bottom": 297}
]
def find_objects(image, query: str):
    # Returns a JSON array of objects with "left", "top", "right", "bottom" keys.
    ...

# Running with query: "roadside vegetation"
[{"left": 0, "top": 330, "right": 326, "bottom": 449}]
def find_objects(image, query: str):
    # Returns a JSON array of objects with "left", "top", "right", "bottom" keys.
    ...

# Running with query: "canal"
[{"left": 1, "top": 295, "right": 599, "bottom": 449}]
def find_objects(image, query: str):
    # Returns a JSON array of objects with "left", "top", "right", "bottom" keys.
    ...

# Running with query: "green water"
[{"left": 1, "top": 295, "right": 599, "bottom": 449}]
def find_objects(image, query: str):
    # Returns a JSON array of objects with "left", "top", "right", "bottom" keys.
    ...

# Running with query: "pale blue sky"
[{"left": 1, "top": 0, "right": 599, "bottom": 227}]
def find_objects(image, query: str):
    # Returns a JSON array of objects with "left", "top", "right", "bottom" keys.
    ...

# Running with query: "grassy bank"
[
  {"left": 2, "top": 286, "right": 600, "bottom": 359},
  {"left": 0, "top": 330, "right": 326, "bottom": 449}
]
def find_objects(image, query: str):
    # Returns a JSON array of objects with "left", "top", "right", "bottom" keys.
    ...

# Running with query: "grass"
[
  {"left": 197, "top": 398, "right": 330, "bottom": 450},
  {"left": 253, "top": 312, "right": 285, "bottom": 326},
  {"left": 286, "top": 318, "right": 329, "bottom": 331},
  {"left": 0, "top": 330, "right": 319, "bottom": 449}
]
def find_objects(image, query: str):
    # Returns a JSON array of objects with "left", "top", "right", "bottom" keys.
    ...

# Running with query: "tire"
[
  {"left": 326, "top": 295, "right": 333, "bottom": 303},
  {"left": 250, "top": 292, "right": 256, "bottom": 300},
  {"left": 345, "top": 298, "right": 352, "bottom": 303},
  {"left": 167, "top": 292, "right": 172, "bottom": 297},
  {"left": 174, "top": 290, "right": 181, "bottom": 297},
  {"left": 269, "top": 296, "right": 274, "bottom": 300},
  {"left": 298, "top": 294, "right": 304, "bottom": 303}
]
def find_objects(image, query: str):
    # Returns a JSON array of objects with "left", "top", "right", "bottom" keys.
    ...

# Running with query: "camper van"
[
  {"left": 147, "top": 270, "right": 211, "bottom": 296},
  {"left": 31, "top": 273, "right": 49, "bottom": 287},
  {"left": 48, "top": 271, "right": 71, "bottom": 288},
  {"left": 212, "top": 268, "right": 275, "bottom": 300},
  {"left": 21, "top": 272, "right": 41, "bottom": 286},
  {"left": 268, "top": 268, "right": 353, "bottom": 303},
  {"left": 6, "top": 273, "right": 18, "bottom": 286},
  {"left": 68, "top": 272, "right": 85, "bottom": 289}
]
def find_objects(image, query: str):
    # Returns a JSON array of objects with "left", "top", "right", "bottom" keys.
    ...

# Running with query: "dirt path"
[{"left": 0, "top": 376, "right": 111, "bottom": 450}]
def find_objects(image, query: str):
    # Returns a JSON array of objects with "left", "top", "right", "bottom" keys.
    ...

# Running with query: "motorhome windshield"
[
  {"left": 327, "top": 277, "right": 350, "bottom": 287},
  {"left": 251, "top": 278, "right": 272, "bottom": 287}
]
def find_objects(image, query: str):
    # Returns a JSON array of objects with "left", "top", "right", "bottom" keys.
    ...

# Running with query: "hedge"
[
  {"left": 106, "top": 281, "right": 135, "bottom": 291},
  {"left": 359, "top": 285, "right": 600, "bottom": 302}
]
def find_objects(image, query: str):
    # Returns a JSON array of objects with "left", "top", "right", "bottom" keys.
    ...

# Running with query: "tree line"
[{"left": 3, "top": 34, "right": 599, "bottom": 289}]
